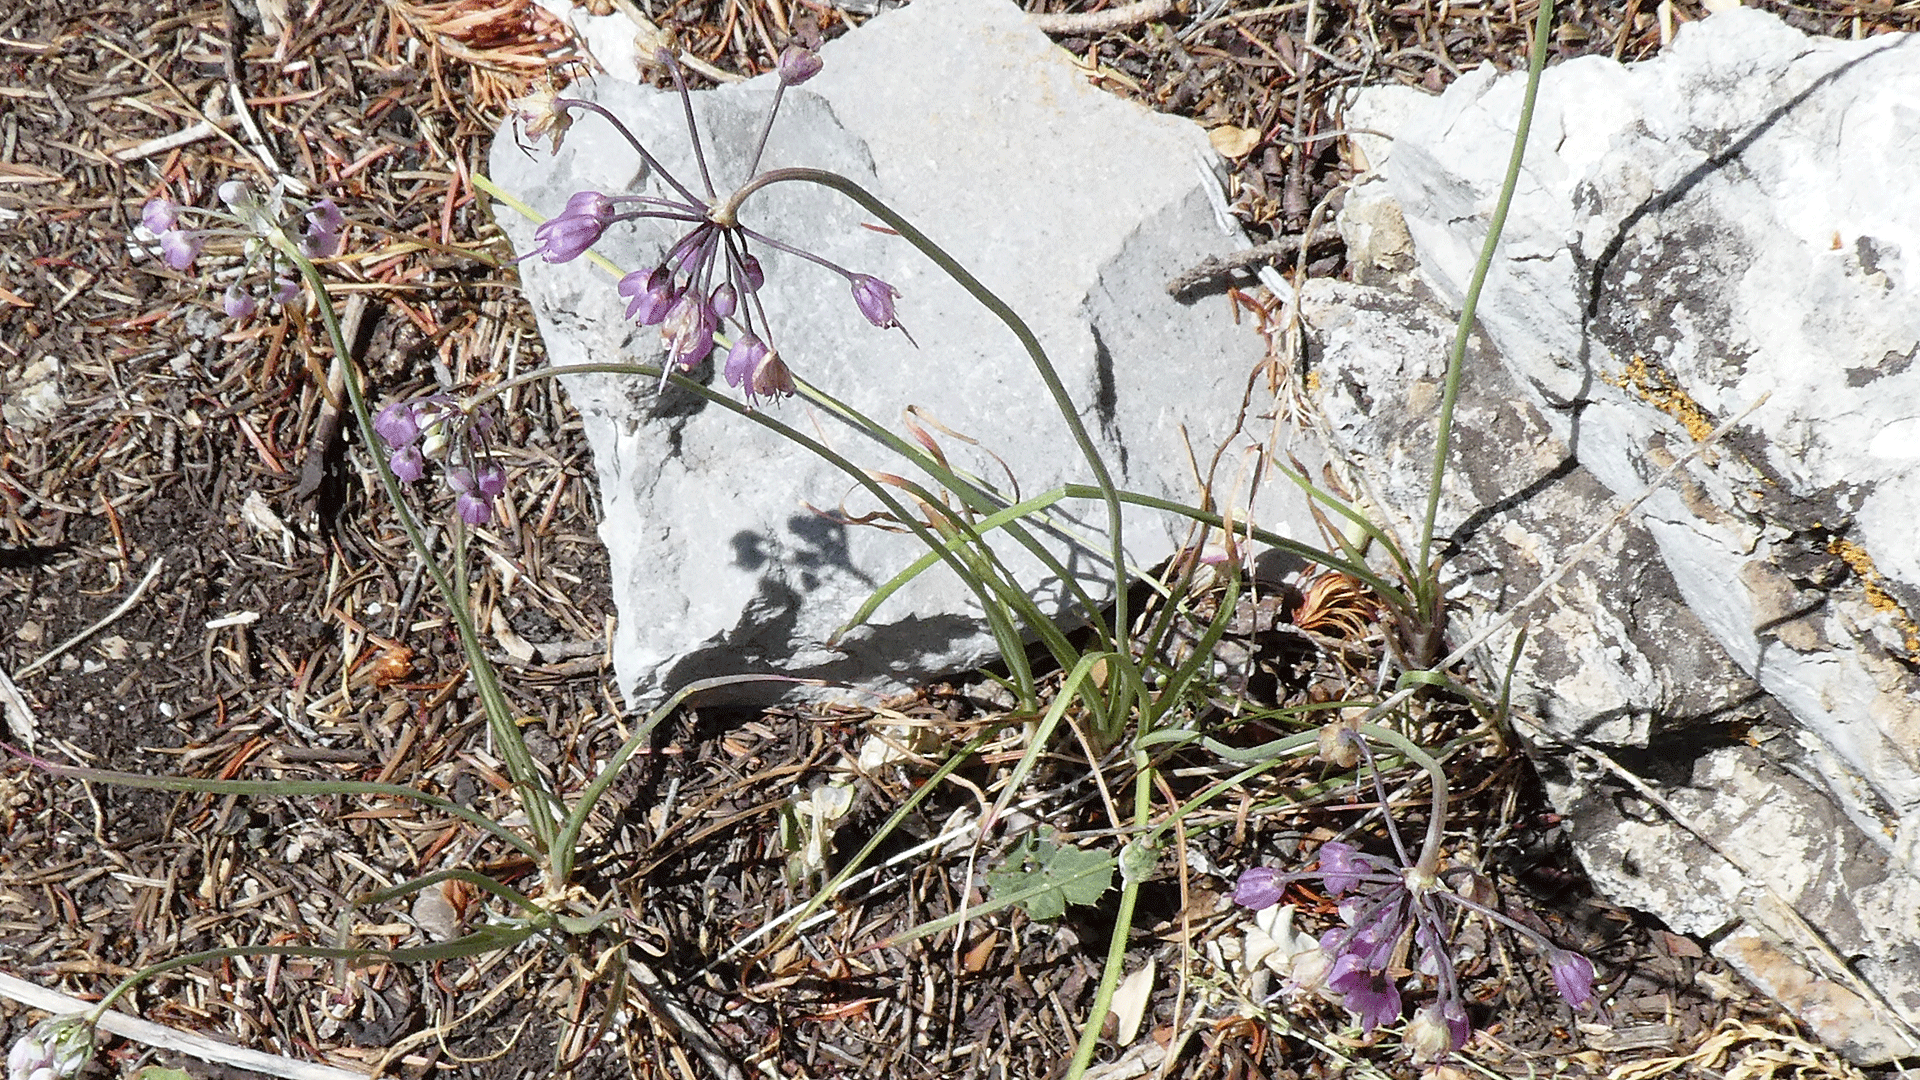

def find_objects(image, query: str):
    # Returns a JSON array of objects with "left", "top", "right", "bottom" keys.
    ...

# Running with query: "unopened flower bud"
[
  {"left": 526, "top": 191, "right": 614, "bottom": 264},
  {"left": 222, "top": 283, "right": 257, "bottom": 320},
  {"left": 738, "top": 253, "right": 765, "bottom": 292},
  {"left": 141, "top": 198, "right": 178, "bottom": 234},
  {"left": 848, "top": 273, "right": 900, "bottom": 329},
  {"left": 777, "top": 44, "right": 823, "bottom": 85},
  {"left": 1233, "top": 866, "right": 1286, "bottom": 910}
]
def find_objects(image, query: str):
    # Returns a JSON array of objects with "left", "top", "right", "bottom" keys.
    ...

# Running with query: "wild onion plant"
[{"left": 15, "top": 8, "right": 1598, "bottom": 1076}]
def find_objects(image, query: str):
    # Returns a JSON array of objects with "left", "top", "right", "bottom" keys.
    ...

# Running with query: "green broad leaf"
[{"left": 985, "top": 836, "right": 1113, "bottom": 921}]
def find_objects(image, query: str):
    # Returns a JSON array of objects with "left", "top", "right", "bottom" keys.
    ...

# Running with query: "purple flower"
[
  {"left": 738, "top": 253, "right": 765, "bottom": 293},
  {"left": 1325, "top": 952, "right": 1402, "bottom": 1033},
  {"left": 1549, "top": 948, "right": 1597, "bottom": 1010},
  {"left": 388, "top": 445, "right": 426, "bottom": 483},
  {"left": 473, "top": 462, "right": 506, "bottom": 498},
  {"left": 619, "top": 266, "right": 677, "bottom": 325},
  {"left": 777, "top": 44, "right": 823, "bottom": 86},
  {"left": 849, "top": 273, "right": 901, "bottom": 329},
  {"left": 710, "top": 281, "right": 737, "bottom": 318},
  {"left": 446, "top": 466, "right": 497, "bottom": 525},
  {"left": 527, "top": 190, "right": 616, "bottom": 263},
  {"left": 7, "top": 1016, "right": 94, "bottom": 1080},
  {"left": 300, "top": 198, "right": 345, "bottom": 257},
  {"left": 722, "top": 333, "right": 795, "bottom": 406},
  {"left": 375, "top": 401, "right": 421, "bottom": 449},
  {"left": 222, "top": 284, "right": 257, "bottom": 320},
  {"left": 307, "top": 198, "right": 344, "bottom": 235},
  {"left": 1233, "top": 866, "right": 1287, "bottom": 910},
  {"left": 1317, "top": 841, "right": 1384, "bottom": 897},
  {"left": 272, "top": 276, "right": 301, "bottom": 304},
  {"left": 158, "top": 229, "right": 202, "bottom": 270},
  {"left": 724, "top": 333, "right": 770, "bottom": 389},
  {"left": 455, "top": 492, "right": 491, "bottom": 526},
  {"left": 661, "top": 293, "right": 716, "bottom": 369},
  {"left": 142, "top": 198, "right": 178, "bottom": 234}
]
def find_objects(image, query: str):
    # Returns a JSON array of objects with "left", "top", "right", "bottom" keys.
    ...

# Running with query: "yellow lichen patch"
[
  {"left": 1608, "top": 354, "right": 1718, "bottom": 442},
  {"left": 1828, "top": 538, "right": 1920, "bottom": 655}
]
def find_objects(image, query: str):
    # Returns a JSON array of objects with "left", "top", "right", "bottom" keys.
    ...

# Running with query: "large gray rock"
[
  {"left": 1323, "top": 9, "right": 1920, "bottom": 1061},
  {"left": 488, "top": 0, "right": 1294, "bottom": 706}
]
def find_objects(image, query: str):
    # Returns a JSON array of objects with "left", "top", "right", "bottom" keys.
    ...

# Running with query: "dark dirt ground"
[{"left": 2, "top": 0, "right": 1916, "bottom": 1077}]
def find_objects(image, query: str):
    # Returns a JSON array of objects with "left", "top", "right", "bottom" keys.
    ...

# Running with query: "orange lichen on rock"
[
  {"left": 1828, "top": 538, "right": 1920, "bottom": 656},
  {"left": 1610, "top": 354, "right": 1717, "bottom": 443}
]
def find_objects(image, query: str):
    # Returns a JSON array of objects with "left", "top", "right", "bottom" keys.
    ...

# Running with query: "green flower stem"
[
  {"left": 274, "top": 238, "right": 561, "bottom": 854},
  {"left": 1064, "top": 762, "right": 1154, "bottom": 1080},
  {"left": 1416, "top": 0, "right": 1557, "bottom": 608},
  {"left": 727, "top": 167, "right": 1139, "bottom": 678},
  {"left": 792, "top": 374, "right": 1115, "bottom": 643}
]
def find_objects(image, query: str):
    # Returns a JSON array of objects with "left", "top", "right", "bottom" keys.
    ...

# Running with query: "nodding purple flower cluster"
[
  {"left": 508, "top": 42, "right": 906, "bottom": 407},
  {"left": 1234, "top": 727, "right": 1597, "bottom": 1062},
  {"left": 374, "top": 396, "right": 505, "bottom": 526},
  {"left": 140, "top": 180, "right": 345, "bottom": 320}
]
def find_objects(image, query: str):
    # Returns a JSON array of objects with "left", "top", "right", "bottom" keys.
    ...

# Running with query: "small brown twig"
[{"left": 1166, "top": 224, "right": 1342, "bottom": 296}]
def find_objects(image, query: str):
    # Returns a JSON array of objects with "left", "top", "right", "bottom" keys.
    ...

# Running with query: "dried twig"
[
  {"left": 0, "top": 972, "right": 368, "bottom": 1080},
  {"left": 1031, "top": 0, "right": 1176, "bottom": 35},
  {"left": 1166, "top": 224, "right": 1342, "bottom": 295},
  {"left": 16, "top": 558, "right": 165, "bottom": 678}
]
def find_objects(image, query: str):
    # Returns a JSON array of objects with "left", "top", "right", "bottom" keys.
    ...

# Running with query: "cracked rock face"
[
  {"left": 487, "top": 0, "right": 1302, "bottom": 708},
  {"left": 1325, "top": 10, "right": 1920, "bottom": 1062}
]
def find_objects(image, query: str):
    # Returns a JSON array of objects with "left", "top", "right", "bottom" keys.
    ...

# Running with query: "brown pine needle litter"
[{"left": 4, "top": 0, "right": 1917, "bottom": 1077}]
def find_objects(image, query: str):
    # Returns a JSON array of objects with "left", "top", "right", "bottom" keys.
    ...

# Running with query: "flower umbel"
[
  {"left": 375, "top": 396, "right": 506, "bottom": 524},
  {"left": 1235, "top": 729, "right": 1600, "bottom": 1059},
  {"left": 515, "top": 42, "right": 907, "bottom": 404},
  {"left": 139, "top": 183, "right": 348, "bottom": 317}
]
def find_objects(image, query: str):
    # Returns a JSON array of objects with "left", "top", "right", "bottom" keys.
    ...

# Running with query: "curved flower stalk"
[{"left": 507, "top": 42, "right": 905, "bottom": 404}]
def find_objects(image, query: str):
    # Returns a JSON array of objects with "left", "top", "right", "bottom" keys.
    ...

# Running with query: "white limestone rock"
[
  {"left": 488, "top": 0, "right": 1296, "bottom": 707},
  {"left": 1328, "top": 8, "right": 1920, "bottom": 1061}
]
